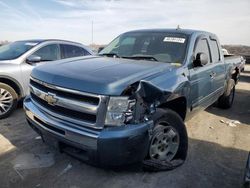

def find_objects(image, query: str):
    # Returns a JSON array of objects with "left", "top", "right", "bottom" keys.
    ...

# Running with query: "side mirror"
[
  {"left": 26, "top": 55, "right": 41, "bottom": 64},
  {"left": 98, "top": 47, "right": 104, "bottom": 53},
  {"left": 193, "top": 52, "right": 208, "bottom": 67}
]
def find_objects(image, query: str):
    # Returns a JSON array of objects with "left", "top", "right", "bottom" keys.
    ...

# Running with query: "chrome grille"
[{"left": 29, "top": 77, "right": 107, "bottom": 129}]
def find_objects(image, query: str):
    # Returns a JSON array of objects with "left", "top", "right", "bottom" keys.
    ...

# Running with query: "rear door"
[
  {"left": 208, "top": 37, "right": 225, "bottom": 99},
  {"left": 189, "top": 36, "right": 214, "bottom": 111}
]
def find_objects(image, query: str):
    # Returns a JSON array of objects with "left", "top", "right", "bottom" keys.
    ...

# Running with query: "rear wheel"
[
  {"left": 218, "top": 85, "right": 235, "bottom": 109},
  {"left": 143, "top": 109, "right": 188, "bottom": 171},
  {"left": 0, "top": 83, "right": 18, "bottom": 119}
]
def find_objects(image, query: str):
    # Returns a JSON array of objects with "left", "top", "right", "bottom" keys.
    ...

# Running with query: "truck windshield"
[
  {"left": 100, "top": 32, "right": 189, "bottom": 64},
  {"left": 0, "top": 41, "right": 39, "bottom": 60}
]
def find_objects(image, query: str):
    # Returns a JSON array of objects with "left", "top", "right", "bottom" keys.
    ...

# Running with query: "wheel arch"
[
  {"left": 158, "top": 96, "right": 187, "bottom": 121},
  {"left": 0, "top": 76, "right": 24, "bottom": 99}
]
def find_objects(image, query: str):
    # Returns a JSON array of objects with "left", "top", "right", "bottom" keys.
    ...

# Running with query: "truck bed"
[{"left": 224, "top": 54, "right": 245, "bottom": 72}]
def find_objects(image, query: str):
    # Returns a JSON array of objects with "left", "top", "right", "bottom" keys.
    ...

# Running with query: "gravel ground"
[{"left": 0, "top": 65, "right": 250, "bottom": 188}]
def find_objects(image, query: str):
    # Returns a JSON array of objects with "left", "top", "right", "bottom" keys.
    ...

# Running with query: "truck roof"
[{"left": 125, "top": 28, "right": 214, "bottom": 36}]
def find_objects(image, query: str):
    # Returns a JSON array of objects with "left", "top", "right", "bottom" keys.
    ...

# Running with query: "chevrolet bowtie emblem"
[{"left": 44, "top": 92, "right": 58, "bottom": 106}]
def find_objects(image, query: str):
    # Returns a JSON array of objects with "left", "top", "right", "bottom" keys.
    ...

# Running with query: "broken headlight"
[{"left": 105, "top": 96, "right": 136, "bottom": 126}]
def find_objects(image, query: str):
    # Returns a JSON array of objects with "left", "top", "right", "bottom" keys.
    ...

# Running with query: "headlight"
[{"left": 105, "top": 96, "right": 135, "bottom": 126}]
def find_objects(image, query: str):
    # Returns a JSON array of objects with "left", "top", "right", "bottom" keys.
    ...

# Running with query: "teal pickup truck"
[{"left": 24, "top": 29, "right": 242, "bottom": 170}]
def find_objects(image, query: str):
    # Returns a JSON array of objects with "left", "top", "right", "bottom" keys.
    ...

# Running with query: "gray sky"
[{"left": 0, "top": 0, "right": 250, "bottom": 45}]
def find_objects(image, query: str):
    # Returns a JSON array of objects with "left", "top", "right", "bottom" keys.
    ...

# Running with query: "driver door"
[{"left": 188, "top": 37, "right": 214, "bottom": 112}]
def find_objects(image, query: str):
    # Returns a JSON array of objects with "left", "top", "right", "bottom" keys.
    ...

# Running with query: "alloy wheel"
[
  {"left": 149, "top": 123, "right": 180, "bottom": 161},
  {"left": 0, "top": 88, "right": 13, "bottom": 115}
]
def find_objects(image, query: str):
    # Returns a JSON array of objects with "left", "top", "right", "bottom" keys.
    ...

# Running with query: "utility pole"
[{"left": 91, "top": 20, "right": 94, "bottom": 45}]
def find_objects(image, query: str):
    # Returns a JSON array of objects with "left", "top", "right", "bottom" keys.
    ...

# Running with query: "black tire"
[
  {"left": 243, "top": 153, "right": 250, "bottom": 188},
  {"left": 143, "top": 108, "right": 188, "bottom": 171},
  {"left": 218, "top": 86, "right": 235, "bottom": 109},
  {"left": 0, "top": 83, "right": 18, "bottom": 119}
]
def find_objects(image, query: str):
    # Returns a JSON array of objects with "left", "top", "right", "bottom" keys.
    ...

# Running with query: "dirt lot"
[{"left": 0, "top": 66, "right": 250, "bottom": 188}]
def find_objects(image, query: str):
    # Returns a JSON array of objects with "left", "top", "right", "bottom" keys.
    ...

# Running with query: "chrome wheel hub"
[
  {"left": 0, "top": 88, "right": 13, "bottom": 115},
  {"left": 149, "top": 124, "right": 180, "bottom": 161}
]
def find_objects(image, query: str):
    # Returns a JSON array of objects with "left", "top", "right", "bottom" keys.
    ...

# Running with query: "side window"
[
  {"left": 209, "top": 39, "right": 220, "bottom": 62},
  {"left": 194, "top": 38, "right": 211, "bottom": 63},
  {"left": 61, "top": 44, "right": 87, "bottom": 59},
  {"left": 33, "top": 44, "right": 60, "bottom": 61}
]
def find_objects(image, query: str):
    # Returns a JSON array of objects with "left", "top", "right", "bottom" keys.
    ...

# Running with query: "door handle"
[{"left": 210, "top": 72, "right": 216, "bottom": 79}]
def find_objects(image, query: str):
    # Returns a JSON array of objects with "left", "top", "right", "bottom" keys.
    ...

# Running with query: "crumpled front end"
[{"left": 23, "top": 77, "right": 158, "bottom": 167}]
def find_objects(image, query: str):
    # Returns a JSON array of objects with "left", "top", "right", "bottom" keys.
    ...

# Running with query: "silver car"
[{"left": 0, "top": 39, "right": 93, "bottom": 119}]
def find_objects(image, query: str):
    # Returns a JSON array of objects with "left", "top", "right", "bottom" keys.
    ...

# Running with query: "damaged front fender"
[
  {"left": 135, "top": 80, "right": 171, "bottom": 104},
  {"left": 129, "top": 80, "right": 172, "bottom": 123}
]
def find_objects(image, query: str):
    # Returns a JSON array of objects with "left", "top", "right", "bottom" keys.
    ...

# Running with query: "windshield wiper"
[
  {"left": 122, "top": 55, "right": 158, "bottom": 62},
  {"left": 100, "top": 53, "right": 159, "bottom": 62},
  {"left": 99, "top": 53, "right": 120, "bottom": 58}
]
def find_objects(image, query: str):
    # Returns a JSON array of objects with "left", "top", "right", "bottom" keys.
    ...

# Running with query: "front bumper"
[{"left": 24, "top": 97, "right": 152, "bottom": 166}]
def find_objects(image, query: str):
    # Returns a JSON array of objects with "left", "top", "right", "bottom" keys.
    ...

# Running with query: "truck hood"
[{"left": 31, "top": 56, "right": 176, "bottom": 95}]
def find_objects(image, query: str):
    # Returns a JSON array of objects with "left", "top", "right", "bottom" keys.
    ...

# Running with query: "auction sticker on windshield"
[{"left": 163, "top": 37, "right": 186, "bottom": 43}]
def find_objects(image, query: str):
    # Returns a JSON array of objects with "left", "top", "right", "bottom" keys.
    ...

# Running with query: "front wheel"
[
  {"left": 0, "top": 83, "right": 18, "bottom": 119},
  {"left": 143, "top": 109, "right": 188, "bottom": 171}
]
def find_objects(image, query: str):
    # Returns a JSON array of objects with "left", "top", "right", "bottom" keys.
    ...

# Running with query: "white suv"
[{"left": 0, "top": 39, "right": 93, "bottom": 119}]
